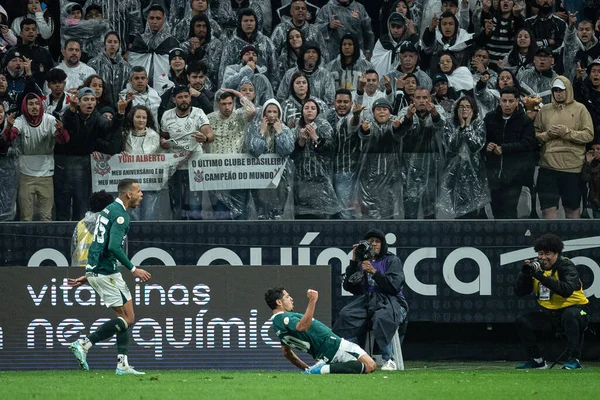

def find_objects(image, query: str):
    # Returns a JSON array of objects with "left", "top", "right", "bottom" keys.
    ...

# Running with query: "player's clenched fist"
[{"left": 307, "top": 289, "right": 318, "bottom": 302}]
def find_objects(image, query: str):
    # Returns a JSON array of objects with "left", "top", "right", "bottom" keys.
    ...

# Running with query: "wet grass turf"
[{"left": 1, "top": 362, "right": 598, "bottom": 400}]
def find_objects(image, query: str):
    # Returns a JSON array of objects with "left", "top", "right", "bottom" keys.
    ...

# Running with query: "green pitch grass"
[{"left": 1, "top": 362, "right": 599, "bottom": 400}]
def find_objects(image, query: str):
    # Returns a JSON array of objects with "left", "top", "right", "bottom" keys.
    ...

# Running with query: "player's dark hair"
[
  {"left": 88, "top": 190, "right": 114, "bottom": 212},
  {"left": 264, "top": 287, "right": 286, "bottom": 310},
  {"left": 219, "top": 91, "right": 235, "bottom": 102},
  {"left": 534, "top": 233, "right": 564, "bottom": 255},
  {"left": 118, "top": 179, "right": 138, "bottom": 195}
]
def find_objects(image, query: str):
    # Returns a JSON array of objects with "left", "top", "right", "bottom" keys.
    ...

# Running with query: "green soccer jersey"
[
  {"left": 86, "top": 199, "right": 134, "bottom": 275},
  {"left": 271, "top": 312, "right": 342, "bottom": 362}
]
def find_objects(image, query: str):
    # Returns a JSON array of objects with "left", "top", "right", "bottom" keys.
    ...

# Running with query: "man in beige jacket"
[{"left": 535, "top": 76, "right": 594, "bottom": 219}]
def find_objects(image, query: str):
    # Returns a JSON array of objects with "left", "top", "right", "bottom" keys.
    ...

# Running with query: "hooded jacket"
[
  {"left": 3, "top": 93, "right": 69, "bottom": 177},
  {"left": 371, "top": 12, "right": 419, "bottom": 77},
  {"left": 315, "top": 0, "right": 375, "bottom": 61},
  {"left": 573, "top": 76, "right": 600, "bottom": 129},
  {"left": 438, "top": 100, "right": 490, "bottom": 218},
  {"left": 517, "top": 66, "right": 557, "bottom": 105},
  {"left": 248, "top": 98, "right": 295, "bottom": 157},
  {"left": 0, "top": 6, "right": 17, "bottom": 50},
  {"left": 326, "top": 33, "right": 375, "bottom": 91},
  {"left": 83, "top": 0, "right": 143, "bottom": 48},
  {"left": 171, "top": 4, "right": 223, "bottom": 42},
  {"left": 217, "top": 0, "right": 264, "bottom": 37},
  {"left": 128, "top": 18, "right": 180, "bottom": 87},
  {"left": 563, "top": 25, "right": 600, "bottom": 82},
  {"left": 534, "top": 76, "right": 594, "bottom": 173},
  {"left": 88, "top": 49, "right": 132, "bottom": 108},
  {"left": 180, "top": 14, "right": 224, "bottom": 87},
  {"left": 219, "top": 9, "right": 279, "bottom": 90},
  {"left": 61, "top": 2, "right": 110, "bottom": 58},
  {"left": 277, "top": 41, "right": 336, "bottom": 105}
]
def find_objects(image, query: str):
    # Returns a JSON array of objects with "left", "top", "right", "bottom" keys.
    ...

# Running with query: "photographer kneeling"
[
  {"left": 514, "top": 233, "right": 590, "bottom": 370},
  {"left": 332, "top": 229, "right": 408, "bottom": 371}
]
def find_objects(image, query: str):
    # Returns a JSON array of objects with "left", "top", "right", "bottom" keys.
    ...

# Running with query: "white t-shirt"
[
  {"left": 13, "top": 114, "right": 58, "bottom": 177},
  {"left": 161, "top": 107, "right": 210, "bottom": 169},
  {"left": 55, "top": 61, "right": 97, "bottom": 92}
]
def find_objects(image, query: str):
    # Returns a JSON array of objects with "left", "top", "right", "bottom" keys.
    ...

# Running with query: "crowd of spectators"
[{"left": 0, "top": 0, "right": 599, "bottom": 221}]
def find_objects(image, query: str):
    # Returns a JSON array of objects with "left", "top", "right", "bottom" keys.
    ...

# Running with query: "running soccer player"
[
  {"left": 264, "top": 287, "right": 376, "bottom": 374},
  {"left": 68, "top": 179, "right": 152, "bottom": 375}
]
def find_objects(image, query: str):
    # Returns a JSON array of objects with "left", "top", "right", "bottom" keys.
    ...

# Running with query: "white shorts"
[
  {"left": 86, "top": 272, "right": 132, "bottom": 308},
  {"left": 331, "top": 338, "right": 368, "bottom": 363}
]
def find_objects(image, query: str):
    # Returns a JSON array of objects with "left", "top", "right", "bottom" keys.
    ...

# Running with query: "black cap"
[
  {"left": 587, "top": 58, "right": 600, "bottom": 74},
  {"left": 169, "top": 48, "right": 186, "bottom": 62},
  {"left": 433, "top": 73, "right": 448, "bottom": 85},
  {"left": 442, "top": 0, "right": 459, "bottom": 6},
  {"left": 388, "top": 12, "right": 406, "bottom": 27},
  {"left": 399, "top": 41, "right": 418, "bottom": 54},
  {"left": 535, "top": 47, "right": 553, "bottom": 57},
  {"left": 172, "top": 85, "right": 190, "bottom": 96}
]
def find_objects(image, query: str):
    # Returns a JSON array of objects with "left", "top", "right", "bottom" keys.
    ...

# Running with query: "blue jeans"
[
  {"left": 348, "top": 336, "right": 393, "bottom": 362},
  {"left": 333, "top": 171, "right": 356, "bottom": 219}
]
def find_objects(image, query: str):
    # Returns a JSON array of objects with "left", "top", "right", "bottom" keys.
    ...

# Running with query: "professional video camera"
[{"left": 355, "top": 240, "right": 374, "bottom": 261}]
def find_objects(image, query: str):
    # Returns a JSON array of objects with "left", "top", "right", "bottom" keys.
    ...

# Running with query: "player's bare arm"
[
  {"left": 282, "top": 344, "right": 309, "bottom": 370},
  {"left": 296, "top": 289, "right": 318, "bottom": 332},
  {"left": 68, "top": 276, "right": 88, "bottom": 287}
]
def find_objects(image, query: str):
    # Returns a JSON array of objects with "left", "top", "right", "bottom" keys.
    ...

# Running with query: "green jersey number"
[
  {"left": 281, "top": 335, "right": 311, "bottom": 353},
  {"left": 92, "top": 215, "right": 109, "bottom": 244}
]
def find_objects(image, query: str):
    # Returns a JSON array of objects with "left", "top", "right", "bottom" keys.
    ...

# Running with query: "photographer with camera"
[
  {"left": 332, "top": 229, "right": 408, "bottom": 371},
  {"left": 514, "top": 233, "right": 590, "bottom": 370}
]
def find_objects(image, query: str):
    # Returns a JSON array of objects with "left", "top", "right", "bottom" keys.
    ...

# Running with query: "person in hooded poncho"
[
  {"left": 353, "top": 98, "right": 403, "bottom": 219},
  {"left": 217, "top": 0, "right": 264, "bottom": 36},
  {"left": 276, "top": 27, "right": 305, "bottom": 82},
  {"left": 326, "top": 33, "right": 374, "bottom": 91},
  {"left": 315, "top": 0, "right": 375, "bottom": 61},
  {"left": 437, "top": 95, "right": 490, "bottom": 219},
  {"left": 281, "top": 71, "right": 328, "bottom": 128},
  {"left": 170, "top": 0, "right": 224, "bottom": 42},
  {"left": 247, "top": 98, "right": 296, "bottom": 219},
  {"left": 222, "top": 44, "right": 274, "bottom": 104},
  {"left": 83, "top": 0, "right": 143, "bottom": 49},
  {"left": 128, "top": 5, "right": 180, "bottom": 87},
  {"left": 333, "top": 228, "right": 408, "bottom": 372},
  {"left": 371, "top": 12, "right": 419, "bottom": 78},
  {"left": 71, "top": 190, "right": 114, "bottom": 266},
  {"left": 60, "top": 2, "right": 110, "bottom": 61},
  {"left": 517, "top": 47, "right": 558, "bottom": 105},
  {"left": 398, "top": 87, "right": 445, "bottom": 219},
  {"left": 421, "top": 11, "right": 492, "bottom": 70},
  {"left": 219, "top": 8, "right": 278, "bottom": 90},
  {"left": 180, "top": 14, "right": 224, "bottom": 87},
  {"left": 89, "top": 32, "right": 132, "bottom": 108},
  {"left": 382, "top": 41, "right": 432, "bottom": 93},
  {"left": 2, "top": 92, "right": 70, "bottom": 221},
  {"left": 278, "top": 41, "right": 336, "bottom": 105},
  {"left": 291, "top": 98, "right": 341, "bottom": 218},
  {"left": 271, "top": 0, "right": 330, "bottom": 63}
]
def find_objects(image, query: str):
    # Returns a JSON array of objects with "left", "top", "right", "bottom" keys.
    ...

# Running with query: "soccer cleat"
[
  {"left": 302, "top": 360, "right": 327, "bottom": 374},
  {"left": 562, "top": 358, "right": 582, "bottom": 370},
  {"left": 381, "top": 359, "right": 397, "bottom": 371},
  {"left": 116, "top": 365, "right": 146, "bottom": 375},
  {"left": 70, "top": 341, "right": 89, "bottom": 371},
  {"left": 515, "top": 359, "right": 548, "bottom": 370}
]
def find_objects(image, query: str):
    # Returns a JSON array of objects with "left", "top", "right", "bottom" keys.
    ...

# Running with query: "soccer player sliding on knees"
[
  {"left": 67, "top": 179, "right": 151, "bottom": 375},
  {"left": 265, "top": 287, "right": 376, "bottom": 374}
]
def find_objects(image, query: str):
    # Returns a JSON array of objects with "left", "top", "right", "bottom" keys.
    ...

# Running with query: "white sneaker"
[
  {"left": 115, "top": 365, "right": 145, "bottom": 375},
  {"left": 381, "top": 359, "right": 397, "bottom": 371}
]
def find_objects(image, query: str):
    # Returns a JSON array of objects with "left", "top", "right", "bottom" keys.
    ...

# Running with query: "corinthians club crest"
[
  {"left": 194, "top": 169, "right": 204, "bottom": 183},
  {"left": 94, "top": 155, "right": 111, "bottom": 176}
]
